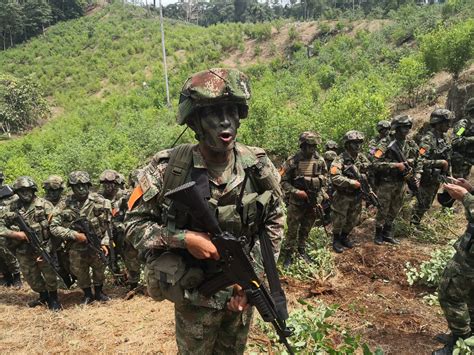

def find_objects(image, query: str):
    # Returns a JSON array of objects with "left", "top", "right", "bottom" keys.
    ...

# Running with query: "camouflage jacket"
[
  {"left": 330, "top": 151, "right": 371, "bottom": 193},
  {"left": 0, "top": 196, "right": 53, "bottom": 254},
  {"left": 100, "top": 188, "right": 129, "bottom": 235},
  {"left": 368, "top": 135, "right": 385, "bottom": 156},
  {"left": 417, "top": 129, "right": 451, "bottom": 177},
  {"left": 452, "top": 116, "right": 474, "bottom": 164},
  {"left": 450, "top": 192, "right": 474, "bottom": 275},
  {"left": 280, "top": 151, "right": 328, "bottom": 206},
  {"left": 49, "top": 192, "right": 111, "bottom": 252},
  {"left": 371, "top": 137, "right": 422, "bottom": 182}
]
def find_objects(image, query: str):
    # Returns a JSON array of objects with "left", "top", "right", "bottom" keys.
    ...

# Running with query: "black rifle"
[
  {"left": 0, "top": 185, "right": 14, "bottom": 199},
  {"left": 72, "top": 217, "right": 110, "bottom": 266},
  {"left": 164, "top": 181, "right": 294, "bottom": 354},
  {"left": 14, "top": 212, "right": 72, "bottom": 288},
  {"left": 387, "top": 140, "right": 419, "bottom": 194},
  {"left": 343, "top": 165, "right": 380, "bottom": 207}
]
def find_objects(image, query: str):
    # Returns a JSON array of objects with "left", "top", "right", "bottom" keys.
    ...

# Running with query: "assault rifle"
[
  {"left": 387, "top": 140, "right": 419, "bottom": 194},
  {"left": 72, "top": 217, "right": 110, "bottom": 267},
  {"left": 14, "top": 212, "right": 72, "bottom": 288},
  {"left": 0, "top": 185, "right": 14, "bottom": 199},
  {"left": 164, "top": 181, "right": 295, "bottom": 354},
  {"left": 343, "top": 165, "right": 380, "bottom": 207}
]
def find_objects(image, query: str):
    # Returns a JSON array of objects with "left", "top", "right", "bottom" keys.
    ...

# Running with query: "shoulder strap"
[{"left": 160, "top": 143, "right": 196, "bottom": 200}]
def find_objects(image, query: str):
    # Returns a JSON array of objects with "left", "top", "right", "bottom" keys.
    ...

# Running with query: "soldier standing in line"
[
  {"left": 368, "top": 120, "right": 391, "bottom": 156},
  {"left": 411, "top": 109, "right": 452, "bottom": 227},
  {"left": 50, "top": 171, "right": 112, "bottom": 304},
  {"left": 330, "top": 131, "right": 372, "bottom": 253},
  {"left": 0, "top": 177, "right": 61, "bottom": 310},
  {"left": 451, "top": 97, "right": 474, "bottom": 179},
  {"left": 280, "top": 131, "right": 328, "bottom": 268},
  {"left": 124, "top": 68, "right": 285, "bottom": 354},
  {"left": 433, "top": 178, "right": 474, "bottom": 355},
  {"left": 372, "top": 115, "right": 422, "bottom": 245},
  {"left": 0, "top": 171, "right": 22, "bottom": 288},
  {"left": 324, "top": 140, "right": 339, "bottom": 155}
]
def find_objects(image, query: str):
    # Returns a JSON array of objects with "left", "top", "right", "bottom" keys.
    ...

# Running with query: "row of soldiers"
[
  {"left": 280, "top": 99, "right": 473, "bottom": 267},
  {"left": 0, "top": 169, "right": 141, "bottom": 310}
]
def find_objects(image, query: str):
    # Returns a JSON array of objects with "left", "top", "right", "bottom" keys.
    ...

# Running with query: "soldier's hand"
[
  {"left": 101, "top": 245, "right": 109, "bottom": 256},
  {"left": 454, "top": 178, "right": 473, "bottom": 192},
  {"left": 393, "top": 162, "right": 405, "bottom": 172},
  {"left": 352, "top": 181, "right": 361, "bottom": 189},
  {"left": 440, "top": 160, "right": 449, "bottom": 171},
  {"left": 227, "top": 284, "right": 249, "bottom": 312},
  {"left": 185, "top": 231, "right": 220, "bottom": 260},
  {"left": 295, "top": 190, "right": 308, "bottom": 200},
  {"left": 75, "top": 232, "right": 87, "bottom": 243},
  {"left": 12, "top": 231, "right": 28, "bottom": 241},
  {"left": 443, "top": 183, "right": 468, "bottom": 201}
]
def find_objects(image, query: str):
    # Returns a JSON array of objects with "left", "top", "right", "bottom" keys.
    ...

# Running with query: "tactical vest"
[{"left": 294, "top": 155, "right": 325, "bottom": 191}]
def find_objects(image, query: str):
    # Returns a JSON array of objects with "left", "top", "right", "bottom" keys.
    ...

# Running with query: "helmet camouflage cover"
[
  {"left": 324, "top": 140, "right": 338, "bottom": 151},
  {"left": 177, "top": 68, "right": 251, "bottom": 125},
  {"left": 342, "top": 130, "right": 365, "bottom": 145},
  {"left": 299, "top": 131, "right": 321, "bottom": 146},
  {"left": 99, "top": 169, "right": 120, "bottom": 184},
  {"left": 376, "top": 120, "right": 391, "bottom": 132},
  {"left": 323, "top": 150, "right": 337, "bottom": 161},
  {"left": 391, "top": 114, "right": 413, "bottom": 129},
  {"left": 430, "top": 108, "right": 452, "bottom": 124},
  {"left": 68, "top": 171, "right": 91, "bottom": 185},
  {"left": 43, "top": 175, "right": 65, "bottom": 190},
  {"left": 12, "top": 176, "right": 37, "bottom": 191},
  {"left": 465, "top": 97, "right": 474, "bottom": 114}
]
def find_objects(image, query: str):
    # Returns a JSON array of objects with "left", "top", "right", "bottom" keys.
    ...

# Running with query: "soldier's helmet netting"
[
  {"left": 68, "top": 171, "right": 91, "bottom": 186},
  {"left": 43, "top": 175, "right": 65, "bottom": 190},
  {"left": 12, "top": 176, "right": 37, "bottom": 191},
  {"left": 99, "top": 169, "right": 120, "bottom": 184},
  {"left": 342, "top": 130, "right": 365, "bottom": 145},
  {"left": 376, "top": 120, "right": 391, "bottom": 132},
  {"left": 391, "top": 115, "right": 413, "bottom": 129},
  {"left": 430, "top": 108, "right": 452, "bottom": 124},
  {"left": 299, "top": 131, "right": 321, "bottom": 146}
]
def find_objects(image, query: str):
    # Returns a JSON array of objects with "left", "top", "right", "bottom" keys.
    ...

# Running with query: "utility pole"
[{"left": 159, "top": 0, "right": 170, "bottom": 106}]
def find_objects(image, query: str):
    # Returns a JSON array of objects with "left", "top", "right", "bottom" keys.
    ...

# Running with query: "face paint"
[
  {"left": 45, "top": 188, "right": 63, "bottom": 203},
  {"left": 71, "top": 183, "right": 90, "bottom": 200},
  {"left": 102, "top": 182, "right": 118, "bottom": 197},
  {"left": 16, "top": 188, "right": 35, "bottom": 204},
  {"left": 347, "top": 141, "right": 363, "bottom": 155},
  {"left": 395, "top": 125, "right": 411, "bottom": 140},
  {"left": 301, "top": 144, "right": 316, "bottom": 159},
  {"left": 198, "top": 104, "right": 240, "bottom": 153}
]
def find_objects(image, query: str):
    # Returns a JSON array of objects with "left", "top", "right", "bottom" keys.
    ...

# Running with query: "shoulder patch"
[
  {"left": 330, "top": 165, "right": 339, "bottom": 175},
  {"left": 419, "top": 147, "right": 426, "bottom": 155},
  {"left": 374, "top": 149, "right": 383, "bottom": 158},
  {"left": 456, "top": 127, "right": 465, "bottom": 137},
  {"left": 128, "top": 186, "right": 143, "bottom": 211}
]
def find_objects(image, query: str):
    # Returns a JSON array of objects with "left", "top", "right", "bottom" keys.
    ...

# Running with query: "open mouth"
[{"left": 219, "top": 132, "right": 234, "bottom": 143}]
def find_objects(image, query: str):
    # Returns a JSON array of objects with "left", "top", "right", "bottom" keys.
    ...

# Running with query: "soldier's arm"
[
  {"left": 418, "top": 135, "right": 446, "bottom": 170},
  {"left": 0, "top": 207, "right": 20, "bottom": 239},
  {"left": 280, "top": 158, "right": 298, "bottom": 195},
  {"left": 330, "top": 158, "right": 359, "bottom": 190},
  {"left": 100, "top": 199, "right": 112, "bottom": 247},
  {"left": 371, "top": 144, "right": 399, "bottom": 172},
  {"left": 49, "top": 211, "right": 80, "bottom": 242}
]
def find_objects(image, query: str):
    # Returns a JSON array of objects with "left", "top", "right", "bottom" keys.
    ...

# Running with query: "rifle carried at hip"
[
  {"left": 164, "top": 181, "right": 295, "bottom": 354},
  {"left": 387, "top": 140, "right": 419, "bottom": 194},
  {"left": 72, "top": 217, "right": 110, "bottom": 267},
  {"left": 343, "top": 165, "right": 380, "bottom": 207}
]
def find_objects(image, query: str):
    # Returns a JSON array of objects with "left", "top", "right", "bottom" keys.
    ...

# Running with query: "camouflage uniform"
[
  {"left": 412, "top": 109, "right": 452, "bottom": 225},
  {"left": 436, "top": 191, "right": 474, "bottom": 354},
  {"left": 368, "top": 120, "right": 391, "bottom": 156},
  {"left": 451, "top": 97, "right": 474, "bottom": 179},
  {"left": 330, "top": 131, "right": 372, "bottom": 253},
  {"left": 124, "top": 69, "right": 285, "bottom": 354},
  {"left": 372, "top": 115, "right": 422, "bottom": 244},
  {"left": 324, "top": 140, "right": 338, "bottom": 154},
  {"left": 0, "top": 177, "right": 60, "bottom": 310},
  {"left": 280, "top": 131, "right": 327, "bottom": 266},
  {"left": 50, "top": 171, "right": 112, "bottom": 303}
]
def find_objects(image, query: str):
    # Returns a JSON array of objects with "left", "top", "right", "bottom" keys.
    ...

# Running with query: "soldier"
[
  {"left": 124, "top": 68, "right": 285, "bottom": 354},
  {"left": 451, "top": 97, "right": 474, "bottom": 179},
  {"left": 43, "top": 175, "right": 66, "bottom": 207},
  {"left": 322, "top": 150, "right": 337, "bottom": 224},
  {"left": 324, "top": 140, "right": 338, "bottom": 154},
  {"left": 330, "top": 130, "right": 372, "bottom": 253},
  {"left": 50, "top": 171, "right": 112, "bottom": 304},
  {"left": 433, "top": 178, "right": 474, "bottom": 355},
  {"left": 372, "top": 115, "right": 422, "bottom": 245},
  {"left": 411, "top": 109, "right": 452, "bottom": 226},
  {"left": 368, "top": 120, "right": 391, "bottom": 155},
  {"left": 280, "top": 131, "right": 327, "bottom": 267},
  {"left": 0, "top": 170, "right": 22, "bottom": 288},
  {"left": 0, "top": 177, "right": 61, "bottom": 310}
]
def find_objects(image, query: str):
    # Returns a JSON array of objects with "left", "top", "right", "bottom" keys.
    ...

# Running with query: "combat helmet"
[
  {"left": 12, "top": 176, "right": 37, "bottom": 191},
  {"left": 430, "top": 108, "right": 452, "bottom": 125},
  {"left": 299, "top": 131, "right": 321, "bottom": 147},
  {"left": 99, "top": 169, "right": 120, "bottom": 184},
  {"left": 465, "top": 97, "right": 474, "bottom": 114},
  {"left": 324, "top": 140, "right": 338, "bottom": 151},
  {"left": 376, "top": 120, "right": 391, "bottom": 132},
  {"left": 43, "top": 175, "right": 65, "bottom": 190},
  {"left": 68, "top": 171, "right": 91, "bottom": 186},
  {"left": 177, "top": 68, "right": 251, "bottom": 125},
  {"left": 391, "top": 115, "right": 413, "bottom": 129},
  {"left": 342, "top": 130, "right": 364, "bottom": 146},
  {"left": 323, "top": 150, "right": 337, "bottom": 162}
]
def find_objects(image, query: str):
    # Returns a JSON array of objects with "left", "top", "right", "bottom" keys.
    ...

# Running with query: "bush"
[{"left": 396, "top": 55, "right": 429, "bottom": 107}]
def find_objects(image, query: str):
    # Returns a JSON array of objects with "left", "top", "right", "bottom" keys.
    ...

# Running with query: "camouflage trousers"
[
  {"left": 283, "top": 203, "right": 319, "bottom": 254},
  {"left": 16, "top": 251, "right": 57, "bottom": 292},
  {"left": 375, "top": 180, "right": 405, "bottom": 229},
  {"left": 122, "top": 239, "right": 141, "bottom": 283},
  {"left": 331, "top": 190, "right": 362, "bottom": 235},
  {"left": 438, "top": 259, "right": 474, "bottom": 336},
  {"left": 69, "top": 249, "right": 106, "bottom": 289},
  {"left": 0, "top": 238, "right": 20, "bottom": 274},
  {"left": 175, "top": 302, "right": 254, "bottom": 355},
  {"left": 412, "top": 178, "right": 440, "bottom": 224}
]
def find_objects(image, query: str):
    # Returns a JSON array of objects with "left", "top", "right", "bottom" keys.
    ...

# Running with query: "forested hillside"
[{"left": 0, "top": 1, "right": 473, "bottom": 187}]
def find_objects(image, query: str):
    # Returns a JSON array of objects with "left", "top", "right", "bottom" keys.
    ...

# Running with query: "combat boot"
[
  {"left": 382, "top": 224, "right": 399, "bottom": 245},
  {"left": 81, "top": 287, "right": 94, "bottom": 305},
  {"left": 47, "top": 290, "right": 62, "bottom": 311},
  {"left": 332, "top": 233, "right": 344, "bottom": 253},
  {"left": 340, "top": 232, "right": 354, "bottom": 249},
  {"left": 374, "top": 226, "right": 384, "bottom": 245},
  {"left": 297, "top": 247, "right": 314, "bottom": 263},
  {"left": 27, "top": 291, "right": 49, "bottom": 308},
  {"left": 94, "top": 285, "right": 111, "bottom": 302},
  {"left": 282, "top": 252, "right": 294, "bottom": 270},
  {"left": 11, "top": 272, "right": 23, "bottom": 289}
]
